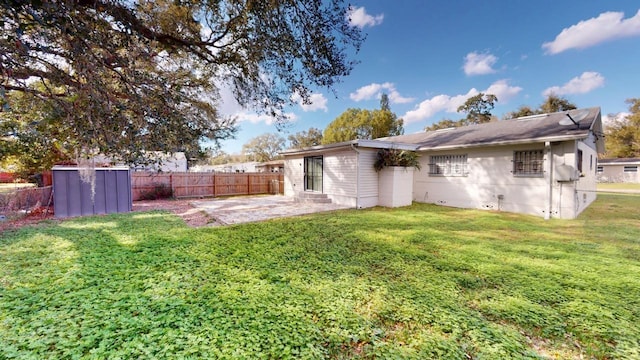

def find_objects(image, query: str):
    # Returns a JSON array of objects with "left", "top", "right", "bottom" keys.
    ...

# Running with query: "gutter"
[
  {"left": 350, "top": 143, "right": 361, "bottom": 209},
  {"left": 545, "top": 141, "right": 553, "bottom": 220}
]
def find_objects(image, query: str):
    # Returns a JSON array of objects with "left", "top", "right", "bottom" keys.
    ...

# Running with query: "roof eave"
[
  {"left": 416, "top": 133, "right": 590, "bottom": 152},
  {"left": 281, "top": 139, "right": 418, "bottom": 156}
]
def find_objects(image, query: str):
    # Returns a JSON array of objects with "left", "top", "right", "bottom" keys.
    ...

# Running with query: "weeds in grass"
[{"left": 1, "top": 194, "right": 639, "bottom": 359}]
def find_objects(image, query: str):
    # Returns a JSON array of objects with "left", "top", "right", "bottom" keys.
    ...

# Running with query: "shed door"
[{"left": 304, "top": 156, "right": 323, "bottom": 192}]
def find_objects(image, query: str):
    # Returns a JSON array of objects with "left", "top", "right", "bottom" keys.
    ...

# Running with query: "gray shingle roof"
[
  {"left": 598, "top": 158, "right": 640, "bottom": 164},
  {"left": 378, "top": 107, "right": 602, "bottom": 151}
]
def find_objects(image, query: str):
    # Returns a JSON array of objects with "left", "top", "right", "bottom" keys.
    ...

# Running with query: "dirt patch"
[
  {"left": 132, "top": 199, "right": 220, "bottom": 227},
  {"left": 0, "top": 207, "right": 56, "bottom": 233},
  {"left": 0, "top": 199, "right": 218, "bottom": 233}
]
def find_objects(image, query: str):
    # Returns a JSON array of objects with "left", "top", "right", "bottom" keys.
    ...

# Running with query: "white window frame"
[{"left": 429, "top": 154, "right": 468, "bottom": 176}]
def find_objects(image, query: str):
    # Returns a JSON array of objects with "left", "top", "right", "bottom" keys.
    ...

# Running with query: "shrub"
[
  {"left": 373, "top": 148, "right": 421, "bottom": 172},
  {"left": 138, "top": 182, "right": 173, "bottom": 200}
]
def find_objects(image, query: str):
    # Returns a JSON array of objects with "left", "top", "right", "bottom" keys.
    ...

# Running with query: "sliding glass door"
[{"left": 304, "top": 156, "right": 323, "bottom": 192}]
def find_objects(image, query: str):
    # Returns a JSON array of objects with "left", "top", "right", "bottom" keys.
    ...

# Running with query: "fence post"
[
  {"left": 212, "top": 173, "right": 216, "bottom": 198},
  {"left": 247, "top": 173, "right": 251, "bottom": 195}
]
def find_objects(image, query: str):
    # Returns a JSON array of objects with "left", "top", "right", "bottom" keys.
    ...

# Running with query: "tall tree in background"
[
  {"left": 379, "top": 93, "right": 404, "bottom": 137},
  {"left": 504, "top": 105, "right": 537, "bottom": 119},
  {"left": 540, "top": 94, "right": 578, "bottom": 113},
  {"left": 242, "top": 133, "right": 286, "bottom": 162},
  {"left": 605, "top": 98, "right": 640, "bottom": 158},
  {"left": 287, "top": 128, "right": 323, "bottom": 149},
  {"left": 457, "top": 93, "right": 498, "bottom": 125},
  {"left": 0, "top": 0, "right": 363, "bottom": 165},
  {"left": 424, "top": 93, "right": 497, "bottom": 131},
  {"left": 504, "top": 95, "right": 577, "bottom": 119},
  {"left": 424, "top": 118, "right": 461, "bottom": 131},
  {"left": 323, "top": 93, "right": 403, "bottom": 144}
]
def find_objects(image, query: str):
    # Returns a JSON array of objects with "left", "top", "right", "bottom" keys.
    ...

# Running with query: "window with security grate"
[
  {"left": 429, "top": 154, "right": 468, "bottom": 176},
  {"left": 513, "top": 150, "right": 544, "bottom": 176}
]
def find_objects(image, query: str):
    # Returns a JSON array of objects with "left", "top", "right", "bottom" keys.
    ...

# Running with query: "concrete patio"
[{"left": 190, "top": 195, "right": 350, "bottom": 225}]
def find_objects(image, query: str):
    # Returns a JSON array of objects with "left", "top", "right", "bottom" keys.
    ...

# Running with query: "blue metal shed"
[{"left": 52, "top": 166, "right": 132, "bottom": 218}]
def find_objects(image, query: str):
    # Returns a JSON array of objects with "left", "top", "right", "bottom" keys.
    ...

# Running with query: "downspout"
[
  {"left": 545, "top": 141, "right": 553, "bottom": 220},
  {"left": 350, "top": 144, "right": 360, "bottom": 209}
]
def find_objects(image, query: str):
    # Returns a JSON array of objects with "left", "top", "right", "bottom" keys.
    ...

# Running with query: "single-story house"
[
  {"left": 92, "top": 151, "right": 188, "bottom": 172},
  {"left": 256, "top": 160, "right": 285, "bottom": 173},
  {"left": 282, "top": 107, "right": 604, "bottom": 219},
  {"left": 133, "top": 151, "right": 187, "bottom": 172},
  {"left": 204, "top": 162, "right": 260, "bottom": 173},
  {"left": 596, "top": 158, "right": 640, "bottom": 183}
]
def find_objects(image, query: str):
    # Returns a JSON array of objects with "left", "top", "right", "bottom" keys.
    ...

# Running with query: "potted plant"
[{"left": 374, "top": 148, "right": 421, "bottom": 172}]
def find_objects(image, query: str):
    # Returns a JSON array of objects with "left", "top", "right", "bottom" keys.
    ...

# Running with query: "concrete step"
[
  {"left": 297, "top": 192, "right": 328, "bottom": 199},
  {"left": 295, "top": 192, "right": 332, "bottom": 204}
]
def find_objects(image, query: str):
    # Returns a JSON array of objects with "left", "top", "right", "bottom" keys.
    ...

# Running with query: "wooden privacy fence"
[{"left": 132, "top": 172, "right": 284, "bottom": 200}]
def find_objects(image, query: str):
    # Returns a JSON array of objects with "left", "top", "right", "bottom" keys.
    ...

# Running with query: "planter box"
[{"left": 378, "top": 167, "right": 414, "bottom": 207}]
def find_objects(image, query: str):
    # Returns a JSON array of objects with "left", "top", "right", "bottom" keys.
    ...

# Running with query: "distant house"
[
  {"left": 93, "top": 151, "right": 188, "bottom": 172},
  {"left": 282, "top": 107, "right": 604, "bottom": 219},
  {"left": 256, "top": 160, "right": 285, "bottom": 173},
  {"left": 133, "top": 152, "right": 187, "bottom": 172},
  {"left": 597, "top": 158, "right": 640, "bottom": 183},
  {"left": 205, "top": 162, "right": 260, "bottom": 173}
]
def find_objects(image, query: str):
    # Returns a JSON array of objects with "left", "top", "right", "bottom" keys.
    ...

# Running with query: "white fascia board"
[
  {"left": 416, "top": 134, "right": 589, "bottom": 152},
  {"left": 280, "top": 140, "right": 356, "bottom": 156},
  {"left": 280, "top": 139, "right": 418, "bottom": 157},
  {"left": 355, "top": 139, "right": 419, "bottom": 151}
]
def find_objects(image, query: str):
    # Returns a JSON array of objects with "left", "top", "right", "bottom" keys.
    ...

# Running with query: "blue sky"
[{"left": 216, "top": 1, "right": 640, "bottom": 154}]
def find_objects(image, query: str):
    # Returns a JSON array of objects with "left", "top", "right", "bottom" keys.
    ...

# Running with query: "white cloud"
[
  {"left": 388, "top": 89, "right": 415, "bottom": 104},
  {"left": 542, "top": 71, "right": 605, "bottom": 96},
  {"left": 292, "top": 93, "right": 328, "bottom": 112},
  {"left": 463, "top": 52, "right": 498, "bottom": 75},
  {"left": 347, "top": 6, "right": 384, "bottom": 28},
  {"left": 543, "top": 10, "right": 640, "bottom": 54},
  {"left": 350, "top": 82, "right": 414, "bottom": 104},
  {"left": 218, "top": 83, "right": 301, "bottom": 125},
  {"left": 485, "top": 79, "right": 522, "bottom": 102},
  {"left": 235, "top": 111, "right": 298, "bottom": 126},
  {"left": 402, "top": 80, "right": 523, "bottom": 124}
]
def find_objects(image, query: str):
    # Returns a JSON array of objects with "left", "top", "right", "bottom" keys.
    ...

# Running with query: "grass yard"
[
  {"left": 597, "top": 182, "right": 640, "bottom": 191},
  {"left": 1, "top": 194, "right": 639, "bottom": 359}
]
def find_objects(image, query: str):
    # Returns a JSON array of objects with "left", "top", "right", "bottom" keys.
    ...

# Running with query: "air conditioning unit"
[{"left": 556, "top": 164, "right": 580, "bottom": 182}]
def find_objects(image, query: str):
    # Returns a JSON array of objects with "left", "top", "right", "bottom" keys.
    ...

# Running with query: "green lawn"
[
  {"left": 597, "top": 182, "right": 640, "bottom": 191},
  {"left": 1, "top": 194, "right": 639, "bottom": 359}
]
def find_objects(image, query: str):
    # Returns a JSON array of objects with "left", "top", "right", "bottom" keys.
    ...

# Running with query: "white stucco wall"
[
  {"left": 413, "top": 141, "right": 594, "bottom": 219},
  {"left": 574, "top": 137, "right": 599, "bottom": 216},
  {"left": 378, "top": 167, "right": 414, "bottom": 207}
]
